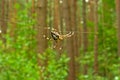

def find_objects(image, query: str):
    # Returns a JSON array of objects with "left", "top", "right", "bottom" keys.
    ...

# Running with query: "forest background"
[{"left": 0, "top": 0, "right": 120, "bottom": 80}]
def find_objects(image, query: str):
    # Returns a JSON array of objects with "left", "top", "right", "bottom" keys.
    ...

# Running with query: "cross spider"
[{"left": 44, "top": 27, "right": 74, "bottom": 49}]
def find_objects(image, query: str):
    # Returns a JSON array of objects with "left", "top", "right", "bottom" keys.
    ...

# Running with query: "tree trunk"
[
  {"left": 116, "top": 0, "right": 120, "bottom": 55},
  {"left": 115, "top": 0, "right": 120, "bottom": 73},
  {"left": 77, "top": 0, "right": 82, "bottom": 74},
  {"left": 32, "top": 0, "right": 35, "bottom": 14},
  {"left": 8, "top": 0, "right": 17, "bottom": 38},
  {"left": 71, "top": 0, "right": 79, "bottom": 78},
  {"left": 0, "top": 0, "right": 7, "bottom": 43},
  {"left": 94, "top": 0, "right": 98, "bottom": 75},
  {"left": 0, "top": 1, "right": 2, "bottom": 39},
  {"left": 36, "top": 0, "right": 47, "bottom": 53},
  {"left": 63, "top": 0, "right": 76, "bottom": 80},
  {"left": 36, "top": 0, "right": 47, "bottom": 80},
  {"left": 88, "top": 0, "right": 94, "bottom": 21},
  {"left": 82, "top": 0, "right": 88, "bottom": 74},
  {"left": 53, "top": 0, "right": 61, "bottom": 52},
  {"left": 54, "top": 0, "right": 60, "bottom": 30}
]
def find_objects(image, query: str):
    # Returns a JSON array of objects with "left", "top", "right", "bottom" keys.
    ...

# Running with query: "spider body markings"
[
  {"left": 44, "top": 27, "right": 74, "bottom": 49},
  {"left": 50, "top": 29, "right": 74, "bottom": 42},
  {"left": 51, "top": 31, "right": 60, "bottom": 41}
]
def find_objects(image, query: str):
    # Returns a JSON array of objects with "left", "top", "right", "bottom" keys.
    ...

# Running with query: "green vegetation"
[
  {"left": 0, "top": 3, "right": 39, "bottom": 80},
  {"left": 0, "top": 0, "right": 119, "bottom": 80},
  {"left": 39, "top": 48, "right": 69, "bottom": 80}
]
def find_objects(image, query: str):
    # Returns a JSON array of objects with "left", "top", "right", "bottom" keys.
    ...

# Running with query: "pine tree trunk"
[
  {"left": 0, "top": 0, "right": 7, "bottom": 42},
  {"left": 63, "top": 0, "right": 76, "bottom": 80},
  {"left": 116, "top": 0, "right": 120, "bottom": 55},
  {"left": 8, "top": 0, "right": 17, "bottom": 38},
  {"left": 53, "top": 0, "right": 61, "bottom": 52},
  {"left": 36, "top": 0, "right": 47, "bottom": 80},
  {"left": 94, "top": 0, "right": 98, "bottom": 75},
  {"left": 82, "top": 0, "right": 88, "bottom": 74},
  {"left": 115, "top": 0, "right": 120, "bottom": 73},
  {"left": 36, "top": 0, "right": 47, "bottom": 53}
]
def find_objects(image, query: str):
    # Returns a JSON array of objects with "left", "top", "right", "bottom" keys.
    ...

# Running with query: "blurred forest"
[{"left": 0, "top": 0, "right": 120, "bottom": 80}]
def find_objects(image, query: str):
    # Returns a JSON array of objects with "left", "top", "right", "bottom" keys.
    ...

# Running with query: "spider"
[
  {"left": 51, "top": 29, "right": 74, "bottom": 43},
  {"left": 44, "top": 27, "right": 74, "bottom": 49}
]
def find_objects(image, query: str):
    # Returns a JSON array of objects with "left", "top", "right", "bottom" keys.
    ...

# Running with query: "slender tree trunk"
[
  {"left": 48, "top": 0, "right": 53, "bottom": 28},
  {"left": 36, "top": 0, "right": 47, "bottom": 79},
  {"left": 59, "top": 1, "right": 63, "bottom": 34},
  {"left": 0, "top": 0, "right": 7, "bottom": 42},
  {"left": 53, "top": 0, "right": 61, "bottom": 52},
  {"left": 116, "top": 0, "right": 120, "bottom": 55},
  {"left": 0, "top": 1, "right": 2, "bottom": 39},
  {"left": 82, "top": 0, "right": 88, "bottom": 74},
  {"left": 88, "top": 0, "right": 94, "bottom": 21},
  {"left": 71, "top": 0, "right": 78, "bottom": 57},
  {"left": 32, "top": 0, "right": 35, "bottom": 14},
  {"left": 101, "top": 0, "right": 107, "bottom": 77},
  {"left": 63, "top": 0, "right": 76, "bottom": 80},
  {"left": 54, "top": 0, "right": 60, "bottom": 30},
  {"left": 59, "top": 0, "right": 65, "bottom": 53},
  {"left": 94, "top": 0, "right": 98, "bottom": 75},
  {"left": 115, "top": 0, "right": 120, "bottom": 73},
  {"left": 77, "top": 0, "right": 82, "bottom": 74},
  {"left": 37, "top": 0, "right": 47, "bottom": 53},
  {"left": 8, "top": 0, "right": 17, "bottom": 38},
  {"left": 71, "top": 0, "right": 80, "bottom": 78}
]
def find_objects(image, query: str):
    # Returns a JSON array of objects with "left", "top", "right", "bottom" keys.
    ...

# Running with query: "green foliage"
[
  {"left": 78, "top": 74, "right": 108, "bottom": 80},
  {"left": 78, "top": 0, "right": 119, "bottom": 79},
  {"left": 0, "top": 3, "right": 39, "bottom": 80},
  {"left": 39, "top": 48, "right": 69, "bottom": 80},
  {"left": 97, "top": 1, "right": 118, "bottom": 79},
  {"left": 0, "top": 0, "right": 119, "bottom": 80}
]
